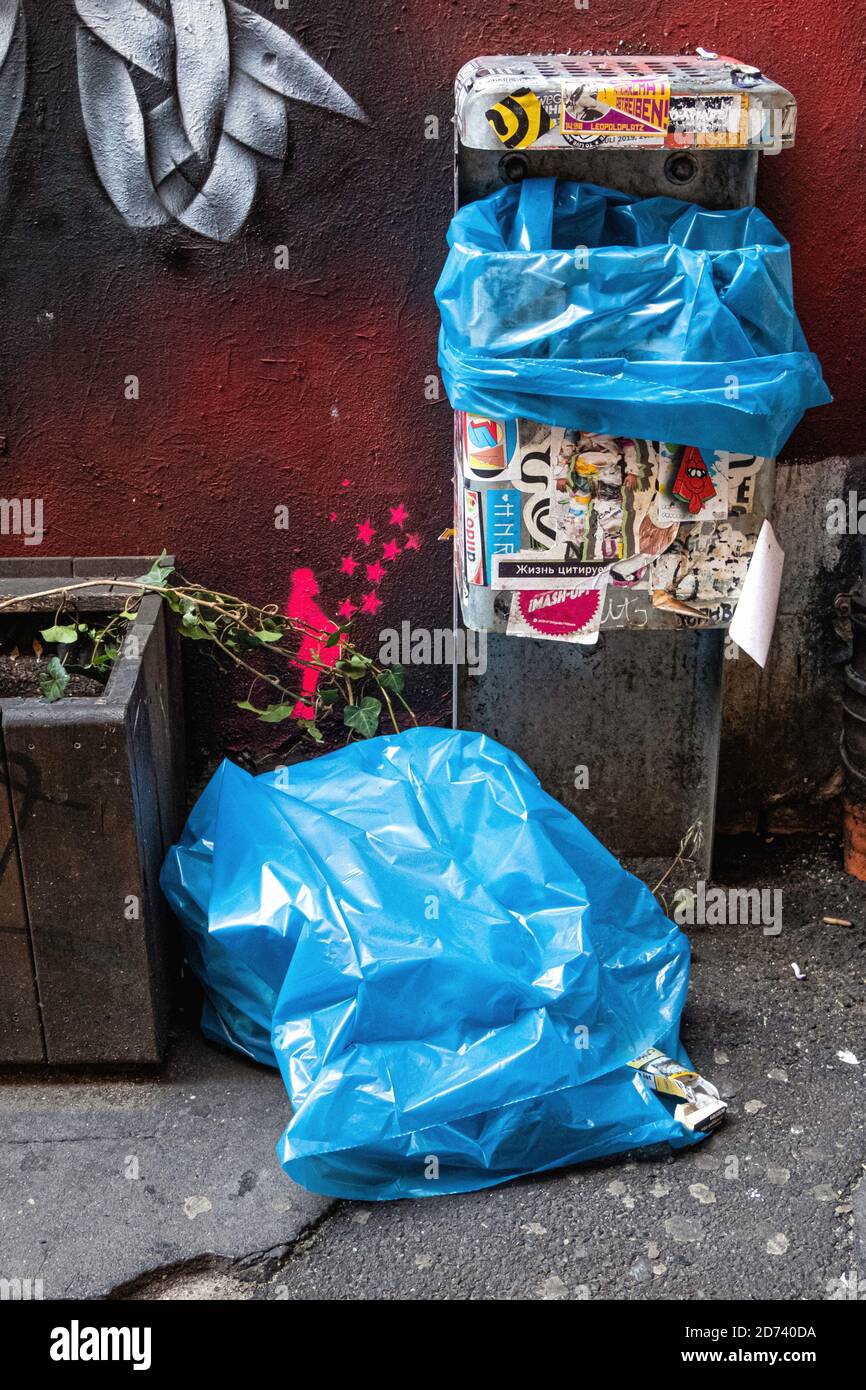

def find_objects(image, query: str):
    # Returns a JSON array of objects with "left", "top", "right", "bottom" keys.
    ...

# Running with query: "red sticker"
[
  {"left": 514, "top": 585, "right": 602, "bottom": 637},
  {"left": 672, "top": 446, "right": 716, "bottom": 515}
]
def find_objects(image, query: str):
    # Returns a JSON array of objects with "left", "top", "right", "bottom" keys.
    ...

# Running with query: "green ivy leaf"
[
  {"left": 93, "top": 645, "right": 120, "bottom": 669},
  {"left": 335, "top": 653, "right": 373, "bottom": 678},
  {"left": 178, "top": 612, "right": 216, "bottom": 641},
  {"left": 39, "top": 624, "right": 78, "bottom": 645},
  {"left": 137, "top": 548, "right": 173, "bottom": 586},
  {"left": 235, "top": 699, "right": 263, "bottom": 714},
  {"left": 317, "top": 688, "right": 341, "bottom": 706},
  {"left": 378, "top": 662, "right": 405, "bottom": 693},
  {"left": 257, "top": 702, "right": 296, "bottom": 723},
  {"left": 253, "top": 628, "right": 284, "bottom": 643},
  {"left": 343, "top": 696, "right": 381, "bottom": 739},
  {"left": 39, "top": 657, "right": 70, "bottom": 702},
  {"left": 303, "top": 721, "right": 325, "bottom": 743}
]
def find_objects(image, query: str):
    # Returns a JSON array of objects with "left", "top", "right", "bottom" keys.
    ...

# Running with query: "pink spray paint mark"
[
  {"left": 285, "top": 567, "right": 343, "bottom": 720},
  {"left": 280, "top": 502, "right": 421, "bottom": 700}
]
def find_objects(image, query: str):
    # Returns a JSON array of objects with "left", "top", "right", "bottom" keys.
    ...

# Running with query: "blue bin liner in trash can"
[
  {"left": 161, "top": 727, "right": 704, "bottom": 1199},
  {"left": 435, "top": 178, "right": 830, "bottom": 458}
]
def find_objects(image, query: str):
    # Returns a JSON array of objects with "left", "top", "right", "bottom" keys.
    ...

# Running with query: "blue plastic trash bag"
[
  {"left": 435, "top": 178, "right": 830, "bottom": 458},
  {"left": 162, "top": 727, "right": 704, "bottom": 1200},
  {"left": 159, "top": 761, "right": 276, "bottom": 1067}
]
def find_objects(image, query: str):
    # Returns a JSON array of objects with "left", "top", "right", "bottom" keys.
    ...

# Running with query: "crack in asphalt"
[
  {"left": 2, "top": 1134, "right": 158, "bottom": 1145},
  {"left": 106, "top": 1201, "right": 344, "bottom": 1301}
]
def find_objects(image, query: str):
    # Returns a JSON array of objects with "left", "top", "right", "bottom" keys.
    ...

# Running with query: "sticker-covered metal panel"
[{"left": 457, "top": 54, "right": 796, "bottom": 153}]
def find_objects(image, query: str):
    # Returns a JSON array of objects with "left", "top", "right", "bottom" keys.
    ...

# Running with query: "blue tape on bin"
[
  {"left": 161, "top": 727, "right": 704, "bottom": 1199},
  {"left": 435, "top": 179, "right": 830, "bottom": 458}
]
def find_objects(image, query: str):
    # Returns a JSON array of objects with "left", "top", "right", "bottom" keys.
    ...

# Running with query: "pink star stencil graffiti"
[{"left": 285, "top": 498, "right": 422, "bottom": 714}]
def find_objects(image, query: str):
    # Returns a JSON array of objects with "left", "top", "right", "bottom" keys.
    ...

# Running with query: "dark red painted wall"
[{"left": 1, "top": 1, "right": 862, "bottom": 769}]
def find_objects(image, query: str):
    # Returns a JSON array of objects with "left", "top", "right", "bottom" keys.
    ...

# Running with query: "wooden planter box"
[{"left": 0, "top": 558, "right": 185, "bottom": 1065}]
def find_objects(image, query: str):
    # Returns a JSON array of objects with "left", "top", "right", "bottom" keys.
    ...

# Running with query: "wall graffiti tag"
[
  {"left": 74, "top": 0, "right": 367, "bottom": 240},
  {"left": 0, "top": 0, "right": 25, "bottom": 164}
]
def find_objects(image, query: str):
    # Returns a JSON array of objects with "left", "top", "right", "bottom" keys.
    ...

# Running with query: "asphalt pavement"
[{"left": 2, "top": 836, "right": 863, "bottom": 1301}]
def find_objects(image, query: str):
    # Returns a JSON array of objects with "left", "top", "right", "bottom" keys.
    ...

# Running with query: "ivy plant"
[{"left": 0, "top": 552, "right": 413, "bottom": 744}]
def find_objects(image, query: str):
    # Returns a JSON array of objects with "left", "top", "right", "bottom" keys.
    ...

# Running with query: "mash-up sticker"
[
  {"left": 485, "top": 87, "right": 554, "bottom": 149},
  {"left": 507, "top": 574, "right": 609, "bottom": 644},
  {"left": 560, "top": 79, "right": 670, "bottom": 143}
]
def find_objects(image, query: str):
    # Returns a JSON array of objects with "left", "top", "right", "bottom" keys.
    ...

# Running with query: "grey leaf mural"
[
  {"left": 0, "top": 0, "right": 26, "bottom": 164},
  {"left": 75, "top": 0, "right": 367, "bottom": 241}
]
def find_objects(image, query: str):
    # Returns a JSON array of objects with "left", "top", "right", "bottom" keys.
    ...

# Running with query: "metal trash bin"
[{"left": 447, "top": 53, "right": 811, "bottom": 870}]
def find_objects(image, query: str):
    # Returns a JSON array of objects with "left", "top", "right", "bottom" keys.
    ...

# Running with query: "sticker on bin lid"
[
  {"left": 628, "top": 1046, "right": 727, "bottom": 1133},
  {"left": 560, "top": 77, "right": 670, "bottom": 144}
]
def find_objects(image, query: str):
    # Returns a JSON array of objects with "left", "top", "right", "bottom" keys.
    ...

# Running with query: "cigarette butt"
[{"left": 651, "top": 589, "right": 705, "bottom": 617}]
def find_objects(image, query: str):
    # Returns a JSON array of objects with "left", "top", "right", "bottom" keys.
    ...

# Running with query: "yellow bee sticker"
[{"left": 484, "top": 88, "right": 554, "bottom": 150}]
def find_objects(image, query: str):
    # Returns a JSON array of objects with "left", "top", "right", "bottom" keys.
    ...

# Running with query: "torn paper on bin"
[{"left": 728, "top": 520, "right": 784, "bottom": 667}]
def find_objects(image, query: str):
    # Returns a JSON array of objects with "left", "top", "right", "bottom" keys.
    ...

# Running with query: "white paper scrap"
[{"left": 729, "top": 520, "right": 784, "bottom": 667}]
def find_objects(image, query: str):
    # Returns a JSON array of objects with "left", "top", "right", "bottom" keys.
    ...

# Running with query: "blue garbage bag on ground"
[
  {"left": 161, "top": 727, "right": 703, "bottom": 1200},
  {"left": 159, "top": 761, "right": 276, "bottom": 1067},
  {"left": 435, "top": 178, "right": 830, "bottom": 458}
]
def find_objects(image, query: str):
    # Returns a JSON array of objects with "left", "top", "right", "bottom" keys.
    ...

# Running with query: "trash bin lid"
[{"left": 457, "top": 53, "right": 795, "bottom": 154}]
